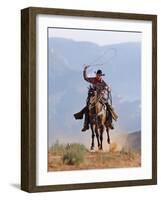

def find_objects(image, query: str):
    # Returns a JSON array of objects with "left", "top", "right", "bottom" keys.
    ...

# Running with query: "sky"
[{"left": 48, "top": 28, "right": 141, "bottom": 46}]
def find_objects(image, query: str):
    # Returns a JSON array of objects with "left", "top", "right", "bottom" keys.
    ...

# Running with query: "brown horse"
[{"left": 88, "top": 87, "right": 111, "bottom": 150}]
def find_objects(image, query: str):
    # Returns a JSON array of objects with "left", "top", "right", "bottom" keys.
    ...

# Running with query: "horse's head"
[
  {"left": 88, "top": 85, "right": 96, "bottom": 98},
  {"left": 87, "top": 86, "right": 98, "bottom": 111}
]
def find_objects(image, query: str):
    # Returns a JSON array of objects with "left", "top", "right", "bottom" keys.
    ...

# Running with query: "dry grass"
[{"left": 48, "top": 146, "right": 141, "bottom": 171}]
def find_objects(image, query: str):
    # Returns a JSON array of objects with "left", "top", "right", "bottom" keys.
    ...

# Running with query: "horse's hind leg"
[
  {"left": 90, "top": 125, "right": 95, "bottom": 150},
  {"left": 106, "top": 127, "right": 110, "bottom": 144}
]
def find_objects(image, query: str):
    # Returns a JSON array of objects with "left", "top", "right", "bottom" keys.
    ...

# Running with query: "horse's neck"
[
  {"left": 89, "top": 95, "right": 97, "bottom": 105},
  {"left": 95, "top": 101, "right": 103, "bottom": 113}
]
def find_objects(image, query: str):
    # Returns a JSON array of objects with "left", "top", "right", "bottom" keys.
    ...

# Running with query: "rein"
[{"left": 89, "top": 94, "right": 106, "bottom": 112}]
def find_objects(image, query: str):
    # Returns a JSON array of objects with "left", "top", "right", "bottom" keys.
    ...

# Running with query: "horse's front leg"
[
  {"left": 99, "top": 125, "right": 104, "bottom": 150},
  {"left": 106, "top": 127, "right": 110, "bottom": 144},
  {"left": 95, "top": 126, "right": 100, "bottom": 149},
  {"left": 90, "top": 124, "right": 95, "bottom": 150}
]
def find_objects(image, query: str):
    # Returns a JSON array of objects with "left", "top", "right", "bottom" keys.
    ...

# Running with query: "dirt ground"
[{"left": 48, "top": 150, "right": 141, "bottom": 171}]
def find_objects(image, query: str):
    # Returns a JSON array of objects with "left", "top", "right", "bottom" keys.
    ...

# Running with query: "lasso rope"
[{"left": 87, "top": 48, "right": 117, "bottom": 68}]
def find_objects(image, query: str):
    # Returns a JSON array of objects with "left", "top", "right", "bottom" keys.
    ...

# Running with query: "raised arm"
[{"left": 83, "top": 65, "right": 94, "bottom": 84}]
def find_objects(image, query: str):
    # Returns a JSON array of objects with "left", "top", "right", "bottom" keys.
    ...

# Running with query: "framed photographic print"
[{"left": 21, "top": 7, "right": 157, "bottom": 192}]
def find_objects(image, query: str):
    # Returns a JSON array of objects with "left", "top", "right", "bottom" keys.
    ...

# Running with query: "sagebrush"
[{"left": 63, "top": 143, "right": 87, "bottom": 165}]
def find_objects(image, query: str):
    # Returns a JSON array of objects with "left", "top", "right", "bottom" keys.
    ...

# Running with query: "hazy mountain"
[{"left": 124, "top": 131, "right": 141, "bottom": 152}]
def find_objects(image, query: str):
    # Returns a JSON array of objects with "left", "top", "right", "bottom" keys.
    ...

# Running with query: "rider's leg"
[
  {"left": 108, "top": 113, "right": 114, "bottom": 129},
  {"left": 81, "top": 108, "right": 89, "bottom": 132},
  {"left": 106, "top": 103, "right": 114, "bottom": 129}
]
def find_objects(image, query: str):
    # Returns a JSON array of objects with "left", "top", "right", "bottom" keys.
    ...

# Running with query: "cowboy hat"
[{"left": 95, "top": 69, "right": 105, "bottom": 76}]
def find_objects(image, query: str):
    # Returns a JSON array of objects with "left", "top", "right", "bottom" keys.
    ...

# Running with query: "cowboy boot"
[{"left": 81, "top": 124, "right": 89, "bottom": 132}]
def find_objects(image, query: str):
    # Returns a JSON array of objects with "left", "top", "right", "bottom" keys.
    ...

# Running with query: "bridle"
[{"left": 89, "top": 93, "right": 102, "bottom": 110}]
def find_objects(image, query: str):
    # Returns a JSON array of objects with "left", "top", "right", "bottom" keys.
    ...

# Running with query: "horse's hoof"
[
  {"left": 98, "top": 145, "right": 103, "bottom": 151},
  {"left": 90, "top": 146, "right": 94, "bottom": 150},
  {"left": 107, "top": 138, "right": 110, "bottom": 144}
]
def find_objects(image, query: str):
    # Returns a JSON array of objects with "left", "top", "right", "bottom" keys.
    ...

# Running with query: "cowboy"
[{"left": 74, "top": 65, "right": 117, "bottom": 131}]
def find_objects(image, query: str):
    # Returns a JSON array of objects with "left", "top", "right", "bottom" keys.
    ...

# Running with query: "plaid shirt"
[{"left": 83, "top": 69, "right": 109, "bottom": 91}]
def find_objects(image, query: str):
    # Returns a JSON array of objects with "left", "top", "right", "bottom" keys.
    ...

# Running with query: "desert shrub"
[
  {"left": 127, "top": 149, "right": 136, "bottom": 160},
  {"left": 120, "top": 148, "right": 136, "bottom": 160},
  {"left": 120, "top": 147, "right": 127, "bottom": 154},
  {"left": 63, "top": 143, "right": 87, "bottom": 165},
  {"left": 50, "top": 140, "right": 66, "bottom": 155}
]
